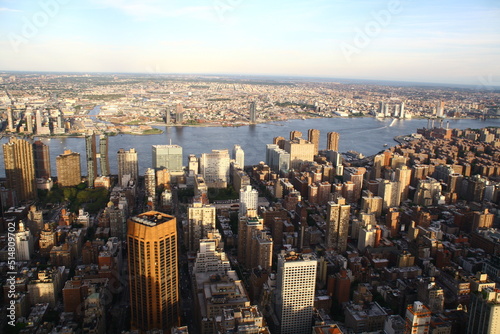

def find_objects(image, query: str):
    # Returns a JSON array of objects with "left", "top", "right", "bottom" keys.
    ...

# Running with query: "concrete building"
[
  {"left": 233, "top": 144, "right": 245, "bottom": 168},
  {"left": 3, "top": 137, "right": 36, "bottom": 201},
  {"left": 200, "top": 149, "right": 231, "bottom": 188},
  {"left": 308, "top": 129, "right": 320, "bottom": 155},
  {"left": 187, "top": 202, "right": 216, "bottom": 252},
  {"left": 15, "top": 222, "right": 34, "bottom": 261},
  {"left": 284, "top": 138, "right": 315, "bottom": 170},
  {"left": 153, "top": 144, "right": 183, "bottom": 172},
  {"left": 56, "top": 150, "right": 81, "bottom": 187},
  {"left": 275, "top": 251, "right": 317, "bottom": 334},
  {"left": 405, "top": 301, "right": 431, "bottom": 334},
  {"left": 467, "top": 286, "right": 500, "bottom": 334},
  {"left": 99, "top": 135, "right": 110, "bottom": 176},
  {"left": 266, "top": 144, "right": 290, "bottom": 174},
  {"left": 117, "top": 148, "right": 138, "bottom": 187},
  {"left": 127, "top": 211, "right": 179, "bottom": 331},
  {"left": 33, "top": 140, "right": 51, "bottom": 179},
  {"left": 325, "top": 198, "right": 351, "bottom": 252},
  {"left": 239, "top": 185, "right": 259, "bottom": 217},
  {"left": 326, "top": 132, "right": 340, "bottom": 151}
]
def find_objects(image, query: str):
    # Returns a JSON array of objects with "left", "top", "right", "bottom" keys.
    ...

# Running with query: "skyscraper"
[
  {"left": 144, "top": 168, "right": 156, "bottom": 207},
  {"left": 326, "top": 132, "right": 340, "bottom": 151},
  {"left": 275, "top": 251, "right": 317, "bottom": 334},
  {"left": 467, "top": 286, "right": 500, "bottom": 334},
  {"left": 152, "top": 145, "right": 183, "bottom": 172},
  {"left": 25, "top": 108, "right": 34, "bottom": 133},
  {"left": 325, "top": 197, "right": 350, "bottom": 252},
  {"left": 249, "top": 101, "right": 256, "bottom": 123},
  {"left": 395, "top": 165, "right": 412, "bottom": 202},
  {"left": 175, "top": 103, "right": 184, "bottom": 124},
  {"left": 56, "top": 150, "right": 81, "bottom": 187},
  {"left": 3, "top": 137, "right": 36, "bottom": 201},
  {"left": 199, "top": 149, "right": 230, "bottom": 187},
  {"left": 187, "top": 201, "right": 216, "bottom": 251},
  {"left": 233, "top": 144, "right": 245, "bottom": 168},
  {"left": 99, "top": 135, "right": 110, "bottom": 176},
  {"left": 405, "top": 301, "right": 431, "bottom": 334},
  {"left": 289, "top": 130, "right": 302, "bottom": 140},
  {"left": 85, "top": 133, "right": 97, "bottom": 187},
  {"left": 308, "top": 129, "right": 320, "bottom": 155},
  {"left": 127, "top": 211, "right": 179, "bottom": 331},
  {"left": 239, "top": 185, "right": 259, "bottom": 217},
  {"left": 7, "top": 106, "right": 14, "bottom": 131},
  {"left": 117, "top": 148, "right": 138, "bottom": 187},
  {"left": 165, "top": 107, "right": 171, "bottom": 125},
  {"left": 284, "top": 138, "right": 315, "bottom": 170},
  {"left": 33, "top": 140, "right": 51, "bottom": 179}
]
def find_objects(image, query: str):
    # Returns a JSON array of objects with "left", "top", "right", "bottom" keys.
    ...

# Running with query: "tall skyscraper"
[
  {"left": 239, "top": 185, "right": 259, "bottom": 217},
  {"left": 152, "top": 145, "right": 183, "bottom": 172},
  {"left": 144, "top": 168, "right": 156, "bottom": 207},
  {"left": 99, "top": 135, "right": 110, "bottom": 176},
  {"left": 249, "top": 101, "right": 256, "bottom": 123},
  {"left": 307, "top": 129, "right": 320, "bottom": 155},
  {"left": 273, "top": 136, "right": 286, "bottom": 149},
  {"left": 25, "top": 108, "right": 34, "bottom": 133},
  {"left": 3, "top": 137, "right": 36, "bottom": 201},
  {"left": 325, "top": 197, "right": 350, "bottom": 252},
  {"left": 395, "top": 166, "right": 412, "bottom": 202},
  {"left": 343, "top": 167, "right": 366, "bottom": 203},
  {"left": 56, "top": 150, "right": 81, "bottom": 187},
  {"left": 165, "top": 107, "right": 171, "bottom": 124},
  {"left": 175, "top": 103, "right": 184, "bottom": 124},
  {"left": 7, "top": 106, "right": 14, "bottom": 131},
  {"left": 127, "top": 211, "right": 179, "bottom": 331},
  {"left": 326, "top": 132, "right": 340, "bottom": 151},
  {"left": 85, "top": 133, "right": 97, "bottom": 187},
  {"left": 117, "top": 148, "right": 138, "bottom": 187},
  {"left": 33, "top": 140, "right": 51, "bottom": 179},
  {"left": 233, "top": 144, "right": 245, "bottom": 168},
  {"left": 275, "top": 251, "right": 317, "bottom": 334},
  {"left": 199, "top": 149, "right": 230, "bottom": 187},
  {"left": 289, "top": 130, "right": 302, "bottom": 140},
  {"left": 467, "top": 286, "right": 500, "bottom": 334},
  {"left": 35, "top": 109, "right": 43, "bottom": 133},
  {"left": 266, "top": 144, "right": 291, "bottom": 174},
  {"left": 284, "top": 138, "right": 315, "bottom": 170},
  {"left": 15, "top": 222, "right": 34, "bottom": 261},
  {"left": 379, "top": 180, "right": 401, "bottom": 210}
]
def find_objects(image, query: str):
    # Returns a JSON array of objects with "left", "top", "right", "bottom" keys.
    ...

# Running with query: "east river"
[{"left": 1, "top": 117, "right": 499, "bottom": 178}]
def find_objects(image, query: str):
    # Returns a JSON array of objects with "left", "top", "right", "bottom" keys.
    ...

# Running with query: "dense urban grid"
[{"left": 1, "top": 73, "right": 500, "bottom": 334}]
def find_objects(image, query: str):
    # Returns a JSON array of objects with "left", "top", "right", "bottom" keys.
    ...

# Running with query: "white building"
[
  {"left": 199, "top": 149, "right": 230, "bottom": 188},
  {"left": 239, "top": 185, "right": 259, "bottom": 217},
  {"left": 187, "top": 202, "right": 216, "bottom": 252},
  {"left": 233, "top": 145, "right": 245, "bottom": 168},
  {"left": 275, "top": 251, "right": 317, "bottom": 334},
  {"left": 15, "top": 222, "right": 34, "bottom": 261},
  {"left": 405, "top": 301, "right": 431, "bottom": 334}
]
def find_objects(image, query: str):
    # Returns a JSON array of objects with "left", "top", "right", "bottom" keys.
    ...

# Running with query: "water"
[{"left": 1, "top": 117, "right": 499, "bottom": 178}]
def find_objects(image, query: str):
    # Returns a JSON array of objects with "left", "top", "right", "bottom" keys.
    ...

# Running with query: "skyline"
[{"left": 0, "top": 0, "right": 500, "bottom": 86}]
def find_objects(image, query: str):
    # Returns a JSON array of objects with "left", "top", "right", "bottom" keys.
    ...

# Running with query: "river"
[{"left": 1, "top": 117, "right": 499, "bottom": 178}]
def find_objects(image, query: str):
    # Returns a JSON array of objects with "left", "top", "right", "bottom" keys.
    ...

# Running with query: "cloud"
[{"left": 0, "top": 7, "right": 21, "bottom": 12}]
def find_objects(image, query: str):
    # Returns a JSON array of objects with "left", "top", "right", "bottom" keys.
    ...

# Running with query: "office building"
[
  {"left": 200, "top": 149, "right": 230, "bottom": 187},
  {"left": 308, "top": 129, "right": 320, "bottom": 155},
  {"left": 233, "top": 144, "right": 245, "bottom": 168},
  {"left": 290, "top": 130, "right": 302, "bottom": 140},
  {"left": 144, "top": 168, "right": 156, "bottom": 207},
  {"left": 325, "top": 198, "right": 351, "bottom": 252},
  {"left": 237, "top": 213, "right": 264, "bottom": 267},
  {"left": 153, "top": 144, "right": 183, "bottom": 172},
  {"left": 344, "top": 167, "right": 366, "bottom": 203},
  {"left": 7, "top": 106, "right": 14, "bottom": 131},
  {"left": 467, "top": 286, "right": 500, "bottom": 334},
  {"left": 3, "top": 137, "right": 36, "bottom": 201},
  {"left": 99, "top": 135, "right": 110, "bottom": 176},
  {"left": 275, "top": 251, "right": 317, "bottom": 334},
  {"left": 187, "top": 202, "right": 216, "bottom": 251},
  {"left": 117, "top": 148, "right": 138, "bottom": 187},
  {"left": 56, "top": 150, "right": 81, "bottom": 187},
  {"left": 284, "top": 138, "right": 315, "bottom": 170},
  {"left": 395, "top": 165, "right": 412, "bottom": 202},
  {"left": 15, "top": 222, "right": 34, "bottom": 261},
  {"left": 378, "top": 180, "right": 401, "bottom": 210},
  {"left": 127, "top": 211, "right": 179, "bottom": 331},
  {"left": 327, "top": 132, "right": 340, "bottom": 151},
  {"left": 85, "top": 133, "right": 98, "bottom": 187},
  {"left": 33, "top": 140, "right": 51, "bottom": 179},
  {"left": 175, "top": 103, "right": 184, "bottom": 124},
  {"left": 239, "top": 185, "right": 259, "bottom": 217},
  {"left": 266, "top": 144, "right": 290, "bottom": 174},
  {"left": 249, "top": 101, "right": 257, "bottom": 123},
  {"left": 405, "top": 301, "right": 431, "bottom": 334}
]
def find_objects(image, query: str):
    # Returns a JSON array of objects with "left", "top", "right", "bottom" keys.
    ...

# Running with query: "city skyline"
[{"left": 0, "top": 0, "right": 499, "bottom": 86}]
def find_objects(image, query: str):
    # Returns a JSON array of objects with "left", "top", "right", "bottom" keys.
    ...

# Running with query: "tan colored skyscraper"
[
  {"left": 284, "top": 138, "right": 315, "bottom": 170},
  {"left": 326, "top": 197, "right": 350, "bottom": 252},
  {"left": 308, "top": 129, "right": 320, "bottom": 155},
  {"left": 127, "top": 211, "right": 179, "bottom": 331},
  {"left": 56, "top": 150, "right": 81, "bottom": 187},
  {"left": 326, "top": 132, "right": 340, "bottom": 151},
  {"left": 395, "top": 165, "right": 412, "bottom": 202},
  {"left": 3, "top": 137, "right": 36, "bottom": 201},
  {"left": 117, "top": 148, "right": 138, "bottom": 187},
  {"left": 289, "top": 130, "right": 302, "bottom": 140}
]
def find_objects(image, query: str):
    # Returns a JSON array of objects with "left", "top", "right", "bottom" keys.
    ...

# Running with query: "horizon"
[{"left": 0, "top": 0, "right": 499, "bottom": 87}]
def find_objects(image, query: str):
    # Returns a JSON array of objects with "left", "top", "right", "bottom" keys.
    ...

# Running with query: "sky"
[{"left": 0, "top": 0, "right": 499, "bottom": 86}]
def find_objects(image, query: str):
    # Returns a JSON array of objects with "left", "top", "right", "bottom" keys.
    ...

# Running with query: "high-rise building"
[
  {"left": 175, "top": 103, "right": 184, "bottom": 124},
  {"left": 405, "top": 301, "right": 431, "bottom": 334},
  {"left": 25, "top": 108, "right": 34, "bottom": 133},
  {"left": 325, "top": 197, "right": 350, "bottom": 252},
  {"left": 239, "top": 185, "right": 259, "bottom": 217},
  {"left": 266, "top": 144, "right": 290, "bottom": 174},
  {"left": 7, "top": 106, "right": 14, "bottom": 131},
  {"left": 15, "top": 222, "right": 34, "bottom": 261},
  {"left": 273, "top": 136, "right": 286, "bottom": 149},
  {"left": 378, "top": 180, "right": 401, "bottom": 210},
  {"left": 249, "top": 102, "right": 256, "bottom": 123},
  {"left": 117, "top": 148, "right": 138, "bottom": 187},
  {"left": 35, "top": 109, "right": 43, "bottom": 133},
  {"left": 56, "top": 150, "right": 81, "bottom": 187},
  {"left": 3, "top": 137, "right": 36, "bottom": 201},
  {"left": 308, "top": 129, "right": 320, "bottom": 155},
  {"left": 275, "top": 251, "right": 317, "bottom": 334},
  {"left": 152, "top": 145, "right": 183, "bottom": 172},
  {"left": 165, "top": 107, "right": 171, "bottom": 124},
  {"left": 144, "top": 168, "right": 156, "bottom": 207},
  {"left": 289, "top": 131, "right": 302, "bottom": 140},
  {"left": 127, "top": 211, "right": 179, "bottom": 331},
  {"left": 85, "top": 133, "right": 97, "bottom": 187},
  {"left": 467, "top": 286, "right": 500, "bottom": 334},
  {"left": 99, "top": 135, "right": 110, "bottom": 176},
  {"left": 199, "top": 149, "right": 230, "bottom": 187},
  {"left": 395, "top": 166, "right": 412, "bottom": 202},
  {"left": 233, "top": 144, "right": 245, "bottom": 168},
  {"left": 284, "top": 138, "right": 315, "bottom": 170},
  {"left": 343, "top": 167, "right": 366, "bottom": 203},
  {"left": 237, "top": 212, "right": 264, "bottom": 267},
  {"left": 327, "top": 132, "right": 340, "bottom": 151},
  {"left": 33, "top": 140, "right": 51, "bottom": 179},
  {"left": 188, "top": 154, "right": 199, "bottom": 176},
  {"left": 187, "top": 202, "right": 216, "bottom": 251}
]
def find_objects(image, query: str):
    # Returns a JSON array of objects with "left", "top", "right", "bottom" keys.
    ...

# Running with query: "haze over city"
[{"left": 1, "top": 0, "right": 499, "bottom": 86}]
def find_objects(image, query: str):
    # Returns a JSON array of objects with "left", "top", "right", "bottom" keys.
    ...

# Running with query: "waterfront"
[{"left": 1, "top": 117, "right": 499, "bottom": 178}]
